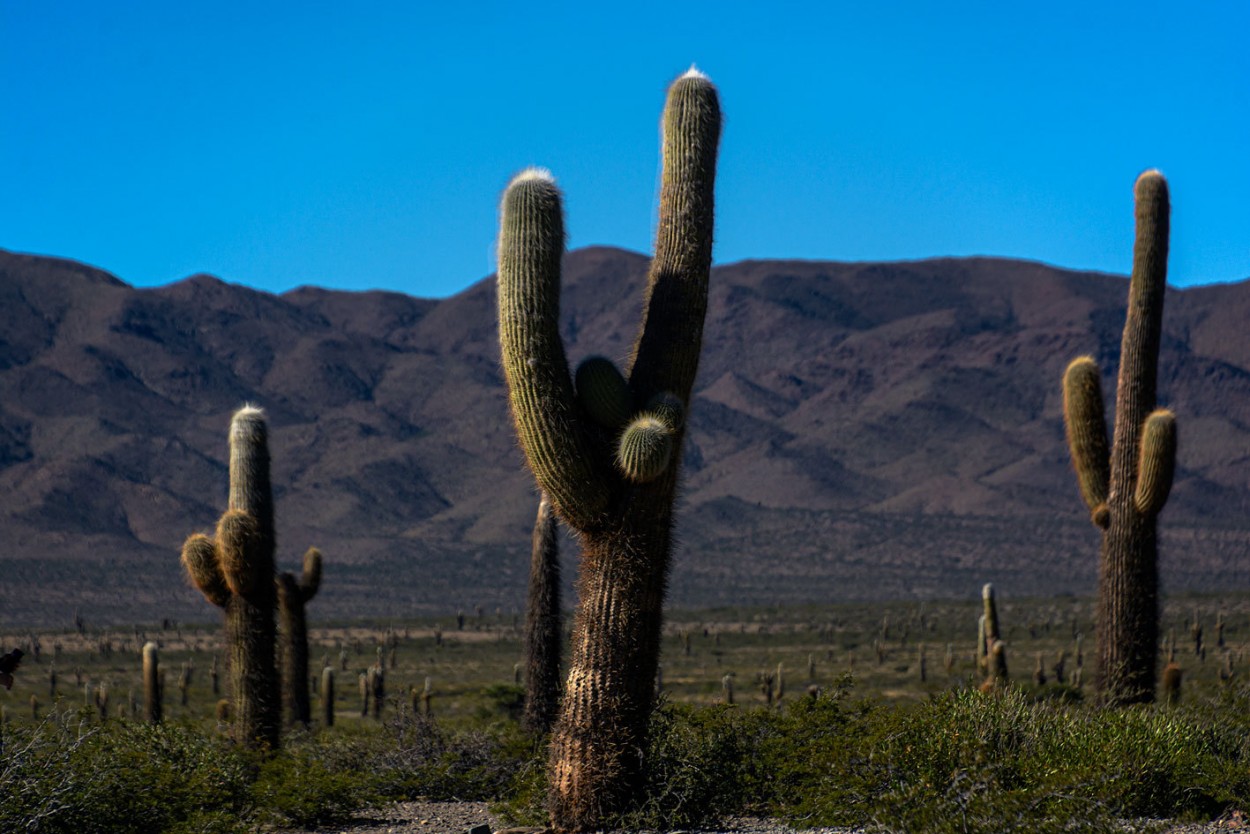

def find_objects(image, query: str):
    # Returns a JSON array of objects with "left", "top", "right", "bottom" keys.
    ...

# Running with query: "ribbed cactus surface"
[
  {"left": 181, "top": 405, "right": 280, "bottom": 748},
  {"left": 497, "top": 69, "right": 720, "bottom": 832},
  {"left": 1062, "top": 171, "right": 1177, "bottom": 705}
]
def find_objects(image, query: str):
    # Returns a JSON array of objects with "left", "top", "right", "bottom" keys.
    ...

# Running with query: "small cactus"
[
  {"left": 142, "top": 642, "right": 162, "bottom": 723},
  {"left": 279, "top": 547, "right": 324, "bottom": 727},
  {"left": 320, "top": 667, "right": 335, "bottom": 728}
]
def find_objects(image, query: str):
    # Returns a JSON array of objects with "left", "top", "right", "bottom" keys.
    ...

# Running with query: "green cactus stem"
[
  {"left": 180, "top": 405, "right": 280, "bottom": 749},
  {"left": 1061, "top": 170, "right": 1177, "bottom": 705},
  {"left": 279, "top": 547, "right": 323, "bottom": 727},
  {"left": 497, "top": 68, "right": 720, "bottom": 832},
  {"left": 523, "top": 493, "right": 562, "bottom": 736}
]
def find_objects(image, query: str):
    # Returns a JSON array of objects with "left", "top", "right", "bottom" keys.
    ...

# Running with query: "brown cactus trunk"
[
  {"left": 227, "top": 591, "right": 279, "bottom": 748},
  {"left": 549, "top": 517, "right": 670, "bottom": 829},
  {"left": 1097, "top": 509, "right": 1159, "bottom": 703},
  {"left": 278, "top": 574, "right": 311, "bottom": 727}
]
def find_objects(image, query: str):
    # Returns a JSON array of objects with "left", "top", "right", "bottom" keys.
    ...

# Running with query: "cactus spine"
[
  {"left": 1062, "top": 171, "right": 1176, "bottom": 705},
  {"left": 278, "top": 547, "right": 323, "bottom": 727},
  {"left": 497, "top": 69, "right": 720, "bottom": 831},
  {"left": 180, "top": 406, "right": 280, "bottom": 748},
  {"left": 523, "top": 493, "right": 563, "bottom": 736},
  {"left": 142, "top": 641, "right": 162, "bottom": 723}
]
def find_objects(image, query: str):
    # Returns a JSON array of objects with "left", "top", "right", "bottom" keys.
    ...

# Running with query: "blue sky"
[{"left": 2, "top": 2, "right": 1246, "bottom": 296}]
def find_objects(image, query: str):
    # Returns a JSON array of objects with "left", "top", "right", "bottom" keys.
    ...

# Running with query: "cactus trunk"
[{"left": 523, "top": 493, "right": 563, "bottom": 736}]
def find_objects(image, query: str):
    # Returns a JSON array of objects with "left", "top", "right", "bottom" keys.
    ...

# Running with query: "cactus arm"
[
  {"left": 182, "top": 534, "right": 230, "bottom": 608},
  {"left": 498, "top": 169, "right": 611, "bottom": 531},
  {"left": 1062, "top": 356, "right": 1111, "bottom": 525},
  {"left": 628, "top": 68, "right": 721, "bottom": 403},
  {"left": 615, "top": 415, "right": 674, "bottom": 483},
  {"left": 216, "top": 509, "right": 268, "bottom": 600},
  {"left": 575, "top": 356, "right": 633, "bottom": 430},
  {"left": 1108, "top": 171, "right": 1170, "bottom": 502},
  {"left": 1134, "top": 409, "right": 1177, "bottom": 515},
  {"left": 299, "top": 547, "right": 322, "bottom": 602}
]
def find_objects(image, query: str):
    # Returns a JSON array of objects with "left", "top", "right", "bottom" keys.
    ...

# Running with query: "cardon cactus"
[
  {"left": 523, "top": 493, "right": 562, "bottom": 736},
  {"left": 278, "top": 547, "right": 323, "bottom": 727},
  {"left": 1062, "top": 171, "right": 1177, "bottom": 705},
  {"left": 180, "top": 405, "right": 280, "bottom": 748},
  {"left": 982, "top": 583, "right": 1008, "bottom": 685},
  {"left": 497, "top": 69, "right": 720, "bottom": 831},
  {"left": 142, "top": 641, "right": 161, "bottom": 723}
]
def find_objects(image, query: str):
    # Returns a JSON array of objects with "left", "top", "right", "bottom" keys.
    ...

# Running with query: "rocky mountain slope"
[{"left": 2, "top": 246, "right": 1247, "bottom": 626}]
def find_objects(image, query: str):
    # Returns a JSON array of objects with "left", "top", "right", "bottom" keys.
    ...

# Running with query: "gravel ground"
[{"left": 279, "top": 801, "right": 1244, "bottom": 834}]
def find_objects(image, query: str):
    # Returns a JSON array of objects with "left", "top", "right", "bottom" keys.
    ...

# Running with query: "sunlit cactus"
[
  {"left": 180, "top": 405, "right": 280, "bottom": 748},
  {"left": 496, "top": 68, "right": 720, "bottom": 831},
  {"left": 1061, "top": 171, "right": 1177, "bottom": 705}
]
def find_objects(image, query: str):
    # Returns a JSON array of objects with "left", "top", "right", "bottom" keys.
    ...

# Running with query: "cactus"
[
  {"left": 496, "top": 68, "right": 720, "bottom": 831},
  {"left": 1062, "top": 171, "right": 1177, "bottom": 705},
  {"left": 523, "top": 493, "right": 563, "bottom": 736},
  {"left": 142, "top": 642, "right": 162, "bottom": 723},
  {"left": 278, "top": 547, "right": 323, "bottom": 727},
  {"left": 320, "top": 667, "right": 335, "bottom": 728},
  {"left": 180, "top": 405, "right": 280, "bottom": 748},
  {"left": 982, "top": 584, "right": 1008, "bottom": 685}
]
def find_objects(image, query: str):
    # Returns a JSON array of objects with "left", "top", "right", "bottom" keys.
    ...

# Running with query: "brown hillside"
[{"left": 1, "top": 247, "right": 1247, "bottom": 626}]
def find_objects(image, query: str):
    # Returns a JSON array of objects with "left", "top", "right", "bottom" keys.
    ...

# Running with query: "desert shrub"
[
  {"left": 250, "top": 744, "right": 376, "bottom": 827},
  {"left": 0, "top": 711, "right": 253, "bottom": 834},
  {"left": 366, "top": 707, "right": 540, "bottom": 802}
]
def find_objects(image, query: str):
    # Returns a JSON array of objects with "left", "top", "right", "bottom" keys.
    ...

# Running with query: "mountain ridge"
[{"left": 1, "top": 246, "right": 1248, "bottom": 627}]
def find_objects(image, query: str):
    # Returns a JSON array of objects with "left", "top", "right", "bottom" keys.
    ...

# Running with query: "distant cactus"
[
  {"left": 523, "top": 493, "right": 562, "bottom": 736},
  {"left": 1162, "top": 661, "right": 1182, "bottom": 706},
  {"left": 982, "top": 584, "right": 1008, "bottom": 685},
  {"left": 279, "top": 547, "right": 323, "bottom": 727},
  {"left": 1062, "top": 171, "right": 1177, "bottom": 705},
  {"left": 142, "top": 641, "right": 162, "bottom": 723},
  {"left": 320, "top": 667, "right": 335, "bottom": 728},
  {"left": 180, "top": 405, "right": 280, "bottom": 748},
  {"left": 496, "top": 69, "right": 720, "bottom": 830}
]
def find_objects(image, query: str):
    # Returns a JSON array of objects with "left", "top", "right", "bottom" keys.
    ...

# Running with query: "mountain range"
[{"left": 2, "top": 246, "right": 1248, "bottom": 628}]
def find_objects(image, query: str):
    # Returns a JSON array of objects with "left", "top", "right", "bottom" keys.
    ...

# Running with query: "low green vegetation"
[{"left": 2, "top": 594, "right": 1248, "bottom": 831}]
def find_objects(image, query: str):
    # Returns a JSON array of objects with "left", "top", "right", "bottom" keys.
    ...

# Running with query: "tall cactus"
[
  {"left": 523, "top": 493, "right": 562, "bottom": 736},
  {"left": 180, "top": 405, "right": 280, "bottom": 748},
  {"left": 497, "top": 69, "right": 720, "bottom": 831},
  {"left": 278, "top": 547, "right": 323, "bottom": 727},
  {"left": 1062, "top": 171, "right": 1177, "bottom": 705}
]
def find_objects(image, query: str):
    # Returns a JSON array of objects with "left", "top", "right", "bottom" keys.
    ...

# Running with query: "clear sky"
[{"left": 2, "top": 2, "right": 1246, "bottom": 296}]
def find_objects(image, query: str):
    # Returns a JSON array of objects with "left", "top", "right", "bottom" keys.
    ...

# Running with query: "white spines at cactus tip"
[
  {"left": 682, "top": 65, "right": 709, "bottom": 81},
  {"left": 510, "top": 167, "right": 556, "bottom": 188}
]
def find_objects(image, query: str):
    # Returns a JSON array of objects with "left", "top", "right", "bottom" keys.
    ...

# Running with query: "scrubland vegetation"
[{"left": 2, "top": 594, "right": 1249, "bottom": 833}]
